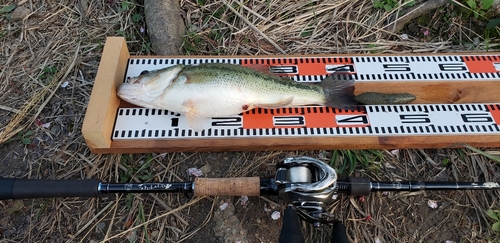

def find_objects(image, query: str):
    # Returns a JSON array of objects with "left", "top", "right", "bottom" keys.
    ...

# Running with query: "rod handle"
[
  {"left": 193, "top": 177, "right": 260, "bottom": 196},
  {"left": 0, "top": 178, "right": 101, "bottom": 200}
]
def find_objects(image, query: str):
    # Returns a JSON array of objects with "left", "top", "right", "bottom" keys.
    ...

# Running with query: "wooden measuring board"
[{"left": 82, "top": 37, "right": 500, "bottom": 154}]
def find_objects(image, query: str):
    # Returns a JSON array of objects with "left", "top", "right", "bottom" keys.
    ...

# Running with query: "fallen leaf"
[
  {"left": 0, "top": 4, "right": 15, "bottom": 13},
  {"left": 61, "top": 81, "right": 69, "bottom": 88},
  {"left": 187, "top": 168, "right": 203, "bottom": 177},
  {"left": 271, "top": 211, "right": 280, "bottom": 220},
  {"left": 219, "top": 202, "right": 228, "bottom": 210},
  {"left": 240, "top": 195, "right": 248, "bottom": 206},
  {"left": 427, "top": 199, "right": 438, "bottom": 209}
]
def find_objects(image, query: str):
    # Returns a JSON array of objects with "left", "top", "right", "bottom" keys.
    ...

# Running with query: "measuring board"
[
  {"left": 81, "top": 37, "right": 500, "bottom": 153},
  {"left": 113, "top": 104, "right": 500, "bottom": 140}
]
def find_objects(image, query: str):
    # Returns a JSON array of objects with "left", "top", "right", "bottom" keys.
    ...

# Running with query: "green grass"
[
  {"left": 373, "top": 0, "right": 415, "bottom": 11},
  {"left": 7, "top": 130, "right": 35, "bottom": 145},
  {"left": 39, "top": 66, "right": 58, "bottom": 83},
  {"left": 119, "top": 153, "right": 154, "bottom": 183},
  {"left": 463, "top": 144, "right": 500, "bottom": 163},
  {"left": 138, "top": 201, "right": 150, "bottom": 243},
  {"left": 329, "top": 150, "right": 384, "bottom": 176},
  {"left": 486, "top": 209, "right": 500, "bottom": 231},
  {"left": 182, "top": 29, "right": 206, "bottom": 55},
  {"left": 113, "top": 0, "right": 151, "bottom": 55}
]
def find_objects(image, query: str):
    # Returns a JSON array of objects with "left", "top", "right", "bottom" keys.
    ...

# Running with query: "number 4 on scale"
[{"left": 335, "top": 115, "right": 369, "bottom": 125}]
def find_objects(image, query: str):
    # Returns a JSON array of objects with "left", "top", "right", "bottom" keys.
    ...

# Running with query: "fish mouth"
[
  {"left": 125, "top": 70, "right": 151, "bottom": 84},
  {"left": 125, "top": 77, "right": 141, "bottom": 84}
]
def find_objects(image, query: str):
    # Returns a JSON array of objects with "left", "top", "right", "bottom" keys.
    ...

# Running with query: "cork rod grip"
[{"left": 193, "top": 177, "right": 261, "bottom": 196}]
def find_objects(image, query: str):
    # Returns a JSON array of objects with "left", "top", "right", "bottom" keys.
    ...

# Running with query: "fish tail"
[{"left": 320, "top": 72, "right": 356, "bottom": 108}]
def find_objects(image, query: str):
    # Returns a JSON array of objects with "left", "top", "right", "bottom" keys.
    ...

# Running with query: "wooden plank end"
[{"left": 82, "top": 37, "right": 130, "bottom": 150}]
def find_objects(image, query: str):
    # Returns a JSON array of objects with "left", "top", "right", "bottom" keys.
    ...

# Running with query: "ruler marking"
[{"left": 488, "top": 105, "right": 500, "bottom": 125}]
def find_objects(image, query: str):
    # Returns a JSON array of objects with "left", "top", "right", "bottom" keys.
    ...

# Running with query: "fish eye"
[{"left": 140, "top": 70, "right": 150, "bottom": 75}]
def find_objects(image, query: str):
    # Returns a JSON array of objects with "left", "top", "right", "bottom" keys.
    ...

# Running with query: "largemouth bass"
[{"left": 117, "top": 63, "right": 355, "bottom": 130}]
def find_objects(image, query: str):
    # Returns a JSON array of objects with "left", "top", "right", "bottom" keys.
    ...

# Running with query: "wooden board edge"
[
  {"left": 87, "top": 135, "right": 500, "bottom": 154},
  {"left": 82, "top": 37, "right": 130, "bottom": 151},
  {"left": 128, "top": 52, "right": 500, "bottom": 59}
]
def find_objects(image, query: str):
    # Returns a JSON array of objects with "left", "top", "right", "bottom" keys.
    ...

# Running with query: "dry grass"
[{"left": 1, "top": 0, "right": 500, "bottom": 242}]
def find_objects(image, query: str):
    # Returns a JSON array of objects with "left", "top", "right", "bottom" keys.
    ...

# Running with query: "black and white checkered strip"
[
  {"left": 353, "top": 55, "right": 500, "bottom": 82},
  {"left": 366, "top": 104, "right": 500, "bottom": 133},
  {"left": 125, "top": 55, "right": 500, "bottom": 83},
  {"left": 112, "top": 104, "right": 500, "bottom": 140},
  {"left": 284, "top": 54, "right": 500, "bottom": 82},
  {"left": 288, "top": 72, "right": 500, "bottom": 83},
  {"left": 353, "top": 55, "right": 464, "bottom": 63},
  {"left": 126, "top": 58, "right": 241, "bottom": 78}
]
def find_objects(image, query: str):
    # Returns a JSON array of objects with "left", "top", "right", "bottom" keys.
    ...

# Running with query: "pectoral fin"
[
  {"left": 185, "top": 112, "right": 210, "bottom": 132},
  {"left": 253, "top": 96, "right": 294, "bottom": 109},
  {"left": 183, "top": 99, "right": 210, "bottom": 132}
]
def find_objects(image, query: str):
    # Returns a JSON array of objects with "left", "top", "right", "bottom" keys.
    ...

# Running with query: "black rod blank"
[
  {"left": 336, "top": 178, "right": 500, "bottom": 196},
  {"left": 100, "top": 182, "right": 194, "bottom": 194}
]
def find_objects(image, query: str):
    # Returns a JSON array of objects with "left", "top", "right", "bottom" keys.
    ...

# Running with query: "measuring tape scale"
[
  {"left": 112, "top": 104, "right": 500, "bottom": 140},
  {"left": 125, "top": 54, "right": 500, "bottom": 83}
]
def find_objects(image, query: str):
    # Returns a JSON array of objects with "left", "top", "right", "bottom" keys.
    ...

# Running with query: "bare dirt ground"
[{"left": 1, "top": 0, "right": 500, "bottom": 242}]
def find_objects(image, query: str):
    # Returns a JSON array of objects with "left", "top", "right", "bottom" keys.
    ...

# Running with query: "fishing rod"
[{"left": 1, "top": 156, "right": 499, "bottom": 243}]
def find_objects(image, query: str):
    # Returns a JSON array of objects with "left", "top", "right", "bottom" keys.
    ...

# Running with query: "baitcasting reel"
[{"left": 275, "top": 156, "right": 340, "bottom": 227}]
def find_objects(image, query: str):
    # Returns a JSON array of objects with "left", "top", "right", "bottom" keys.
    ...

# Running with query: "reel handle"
[
  {"left": 279, "top": 206, "right": 305, "bottom": 243},
  {"left": 278, "top": 206, "right": 350, "bottom": 243},
  {"left": 331, "top": 221, "right": 349, "bottom": 243}
]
